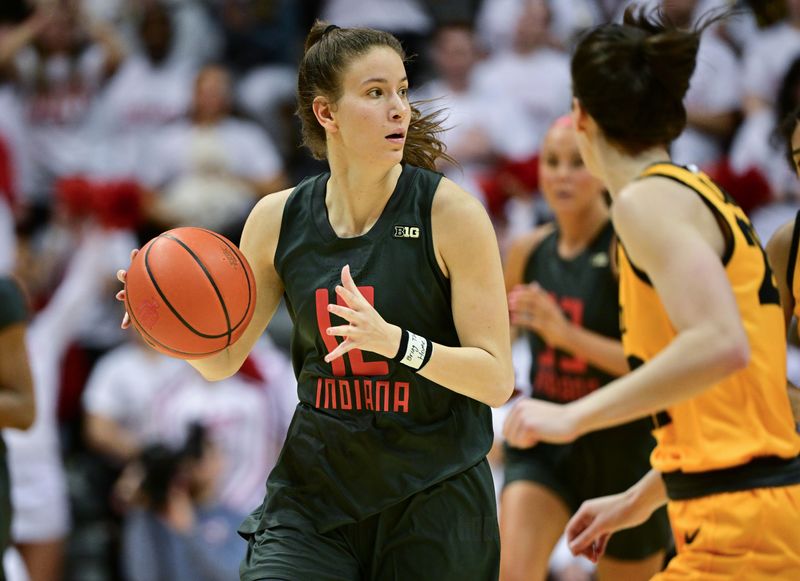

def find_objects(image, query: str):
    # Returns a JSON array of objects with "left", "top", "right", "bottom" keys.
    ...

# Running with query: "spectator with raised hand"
[
  {"left": 86, "top": 0, "right": 196, "bottom": 182},
  {"left": 0, "top": 0, "right": 125, "bottom": 202}
]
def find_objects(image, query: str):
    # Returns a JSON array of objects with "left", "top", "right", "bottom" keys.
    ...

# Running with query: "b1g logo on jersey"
[{"left": 393, "top": 225, "right": 420, "bottom": 239}]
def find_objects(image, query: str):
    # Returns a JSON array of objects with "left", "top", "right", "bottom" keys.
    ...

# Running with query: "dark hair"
[
  {"left": 297, "top": 20, "right": 453, "bottom": 170},
  {"left": 138, "top": 423, "right": 207, "bottom": 511},
  {"left": 571, "top": 4, "right": 727, "bottom": 155},
  {"left": 779, "top": 104, "right": 800, "bottom": 172},
  {"left": 772, "top": 56, "right": 800, "bottom": 169}
]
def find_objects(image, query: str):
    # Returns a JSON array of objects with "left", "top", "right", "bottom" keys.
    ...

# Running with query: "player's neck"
[
  {"left": 324, "top": 162, "right": 403, "bottom": 238},
  {"left": 597, "top": 145, "right": 670, "bottom": 198},
  {"left": 556, "top": 201, "right": 608, "bottom": 257}
]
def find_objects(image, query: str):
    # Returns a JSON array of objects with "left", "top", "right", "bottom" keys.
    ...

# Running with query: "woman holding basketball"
[
  {"left": 118, "top": 20, "right": 513, "bottom": 581},
  {"left": 502, "top": 5, "right": 800, "bottom": 579},
  {"left": 500, "top": 117, "right": 669, "bottom": 581}
]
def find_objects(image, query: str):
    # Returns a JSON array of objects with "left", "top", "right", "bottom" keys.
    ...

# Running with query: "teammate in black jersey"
[
  {"left": 118, "top": 21, "right": 513, "bottom": 581},
  {"left": 500, "top": 117, "right": 669, "bottom": 581}
]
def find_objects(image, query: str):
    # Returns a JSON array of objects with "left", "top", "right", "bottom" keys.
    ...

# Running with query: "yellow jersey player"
[
  {"left": 765, "top": 104, "right": 800, "bottom": 426},
  {"left": 503, "top": 5, "right": 800, "bottom": 579}
]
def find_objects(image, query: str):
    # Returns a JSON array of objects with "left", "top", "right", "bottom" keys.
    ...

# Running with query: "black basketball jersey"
[
  {"left": 254, "top": 164, "right": 493, "bottom": 533},
  {"left": 524, "top": 221, "right": 619, "bottom": 402}
]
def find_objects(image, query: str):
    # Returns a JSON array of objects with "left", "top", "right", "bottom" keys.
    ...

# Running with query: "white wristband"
[{"left": 399, "top": 331, "right": 432, "bottom": 370}]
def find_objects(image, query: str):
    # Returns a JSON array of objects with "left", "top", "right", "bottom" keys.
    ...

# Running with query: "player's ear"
[
  {"left": 313, "top": 96, "right": 338, "bottom": 134},
  {"left": 571, "top": 98, "right": 588, "bottom": 135}
]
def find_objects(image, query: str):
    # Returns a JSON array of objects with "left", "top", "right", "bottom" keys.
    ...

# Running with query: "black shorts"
[
  {"left": 239, "top": 459, "right": 499, "bottom": 581},
  {"left": 504, "top": 418, "right": 671, "bottom": 560}
]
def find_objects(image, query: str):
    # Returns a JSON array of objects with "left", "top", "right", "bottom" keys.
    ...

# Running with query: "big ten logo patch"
[{"left": 393, "top": 225, "right": 420, "bottom": 239}]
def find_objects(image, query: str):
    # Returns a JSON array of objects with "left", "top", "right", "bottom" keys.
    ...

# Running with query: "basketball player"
[
  {"left": 503, "top": 6, "right": 800, "bottom": 579},
  {"left": 118, "top": 21, "right": 514, "bottom": 580},
  {"left": 764, "top": 104, "right": 800, "bottom": 425},
  {"left": 500, "top": 117, "right": 669, "bottom": 581},
  {"left": 0, "top": 276, "right": 36, "bottom": 579}
]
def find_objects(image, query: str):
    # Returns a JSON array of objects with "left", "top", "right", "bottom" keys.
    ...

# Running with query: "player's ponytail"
[{"left": 571, "top": 3, "right": 730, "bottom": 154}]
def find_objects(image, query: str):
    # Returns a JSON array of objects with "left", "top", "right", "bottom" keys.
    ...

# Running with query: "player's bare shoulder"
[
  {"left": 504, "top": 223, "right": 556, "bottom": 290},
  {"left": 241, "top": 188, "right": 294, "bottom": 269},
  {"left": 431, "top": 177, "right": 499, "bottom": 277}
]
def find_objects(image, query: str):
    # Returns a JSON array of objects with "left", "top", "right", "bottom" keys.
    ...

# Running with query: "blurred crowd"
[{"left": 0, "top": 0, "right": 798, "bottom": 580}]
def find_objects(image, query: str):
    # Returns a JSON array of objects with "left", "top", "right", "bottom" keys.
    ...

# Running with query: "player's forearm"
[
  {"left": 0, "top": 326, "right": 35, "bottom": 430},
  {"left": 571, "top": 324, "right": 748, "bottom": 434},
  {"left": 0, "top": 391, "right": 35, "bottom": 430},
  {"left": 559, "top": 325, "right": 628, "bottom": 377},
  {"left": 419, "top": 343, "right": 514, "bottom": 408},
  {"left": 788, "top": 383, "right": 800, "bottom": 425},
  {"left": 626, "top": 469, "right": 668, "bottom": 514}
]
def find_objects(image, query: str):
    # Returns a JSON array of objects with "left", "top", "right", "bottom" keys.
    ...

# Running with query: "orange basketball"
[{"left": 124, "top": 227, "right": 256, "bottom": 359}]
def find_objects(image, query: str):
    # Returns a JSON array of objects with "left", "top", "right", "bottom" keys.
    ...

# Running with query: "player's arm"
[
  {"left": 0, "top": 322, "right": 35, "bottom": 430},
  {"left": 503, "top": 225, "right": 553, "bottom": 293},
  {"left": 565, "top": 468, "right": 667, "bottom": 562},
  {"left": 421, "top": 178, "right": 515, "bottom": 406},
  {"left": 765, "top": 220, "right": 795, "bottom": 331},
  {"left": 503, "top": 225, "right": 552, "bottom": 343},
  {"left": 187, "top": 190, "right": 290, "bottom": 381},
  {"left": 0, "top": 281, "right": 35, "bottom": 430},
  {"left": 84, "top": 413, "right": 140, "bottom": 463},
  {"left": 565, "top": 178, "right": 750, "bottom": 434}
]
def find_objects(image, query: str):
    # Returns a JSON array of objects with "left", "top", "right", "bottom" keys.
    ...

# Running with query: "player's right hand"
[
  {"left": 115, "top": 248, "right": 139, "bottom": 329},
  {"left": 565, "top": 490, "right": 649, "bottom": 562}
]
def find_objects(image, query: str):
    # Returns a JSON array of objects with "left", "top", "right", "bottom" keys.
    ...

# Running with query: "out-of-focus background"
[{"left": 0, "top": 1, "right": 798, "bottom": 580}]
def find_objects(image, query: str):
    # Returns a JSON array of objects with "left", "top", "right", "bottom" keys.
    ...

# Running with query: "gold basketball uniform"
[{"left": 619, "top": 163, "right": 800, "bottom": 579}]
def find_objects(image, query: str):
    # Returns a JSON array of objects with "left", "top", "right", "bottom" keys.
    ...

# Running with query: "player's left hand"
[
  {"left": 324, "top": 264, "right": 402, "bottom": 362},
  {"left": 503, "top": 397, "right": 581, "bottom": 448}
]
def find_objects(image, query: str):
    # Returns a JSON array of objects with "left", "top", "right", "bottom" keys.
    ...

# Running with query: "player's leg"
[
  {"left": 370, "top": 460, "right": 500, "bottom": 581},
  {"left": 597, "top": 553, "right": 664, "bottom": 581},
  {"left": 239, "top": 518, "right": 361, "bottom": 581},
  {"left": 500, "top": 481, "right": 570, "bottom": 581},
  {"left": 15, "top": 539, "right": 64, "bottom": 581}
]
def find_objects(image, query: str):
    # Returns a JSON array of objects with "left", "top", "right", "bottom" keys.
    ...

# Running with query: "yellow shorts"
[{"left": 654, "top": 484, "right": 800, "bottom": 580}]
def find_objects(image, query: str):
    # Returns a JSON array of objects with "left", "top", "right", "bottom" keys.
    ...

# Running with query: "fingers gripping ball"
[{"left": 124, "top": 227, "right": 256, "bottom": 359}]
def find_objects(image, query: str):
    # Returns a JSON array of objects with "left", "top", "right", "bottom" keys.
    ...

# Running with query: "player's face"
[
  {"left": 539, "top": 123, "right": 605, "bottom": 216},
  {"left": 332, "top": 46, "right": 410, "bottom": 165},
  {"left": 792, "top": 121, "right": 800, "bottom": 177}
]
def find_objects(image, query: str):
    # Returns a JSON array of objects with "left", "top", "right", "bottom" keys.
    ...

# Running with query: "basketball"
[{"left": 124, "top": 227, "right": 257, "bottom": 359}]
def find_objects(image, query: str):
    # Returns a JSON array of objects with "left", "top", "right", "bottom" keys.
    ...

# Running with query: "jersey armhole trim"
[
  {"left": 273, "top": 180, "right": 309, "bottom": 279},
  {"left": 787, "top": 209, "right": 800, "bottom": 292},
  {"left": 644, "top": 173, "right": 735, "bottom": 267}
]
